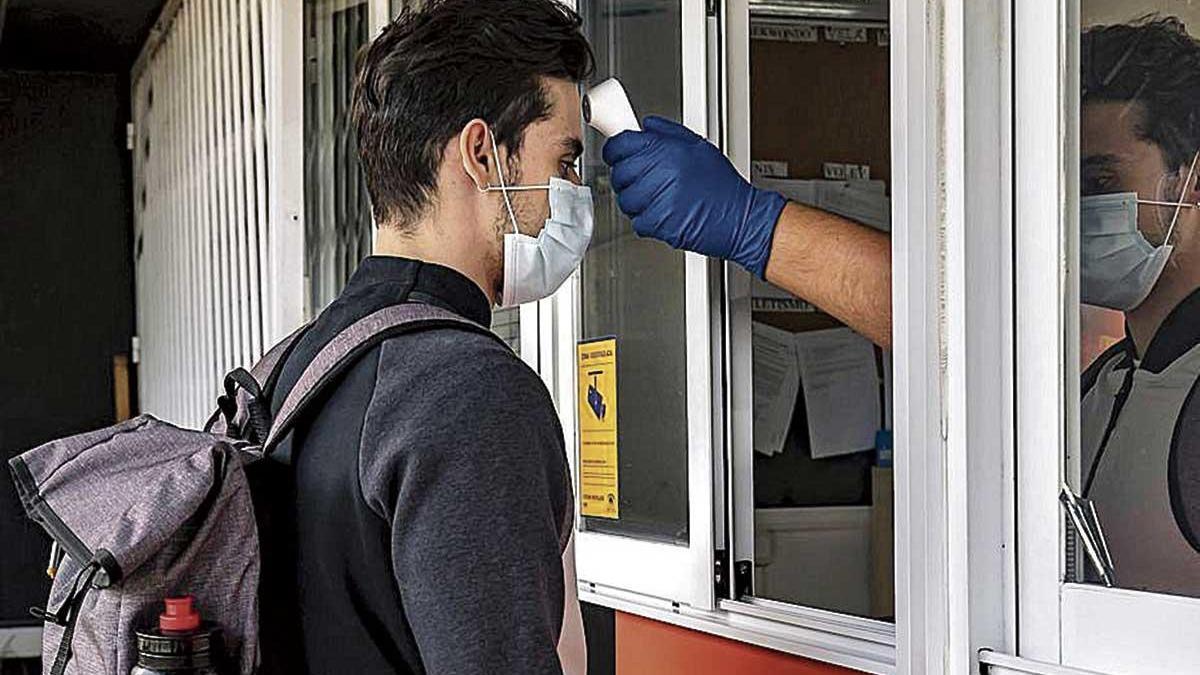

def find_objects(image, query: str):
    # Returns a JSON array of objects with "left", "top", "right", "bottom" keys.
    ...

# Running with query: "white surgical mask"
[
  {"left": 481, "top": 129, "right": 594, "bottom": 307},
  {"left": 1080, "top": 192, "right": 1174, "bottom": 311},
  {"left": 1080, "top": 149, "right": 1200, "bottom": 311}
]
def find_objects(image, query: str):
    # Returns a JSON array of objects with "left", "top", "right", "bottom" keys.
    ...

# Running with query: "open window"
[
  {"left": 562, "top": 0, "right": 897, "bottom": 670},
  {"left": 724, "top": 0, "right": 895, "bottom": 627},
  {"left": 562, "top": 0, "right": 717, "bottom": 610}
]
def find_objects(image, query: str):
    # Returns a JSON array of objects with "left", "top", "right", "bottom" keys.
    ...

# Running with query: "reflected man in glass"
[{"left": 1079, "top": 15, "right": 1200, "bottom": 597}]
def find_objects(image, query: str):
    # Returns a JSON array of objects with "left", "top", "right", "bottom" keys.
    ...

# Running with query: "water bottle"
[{"left": 130, "top": 596, "right": 223, "bottom": 675}]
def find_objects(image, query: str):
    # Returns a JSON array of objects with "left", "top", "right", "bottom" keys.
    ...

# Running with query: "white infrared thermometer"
[{"left": 583, "top": 78, "right": 640, "bottom": 137}]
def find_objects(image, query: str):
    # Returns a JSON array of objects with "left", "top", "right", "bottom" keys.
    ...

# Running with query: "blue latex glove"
[{"left": 602, "top": 116, "right": 788, "bottom": 278}]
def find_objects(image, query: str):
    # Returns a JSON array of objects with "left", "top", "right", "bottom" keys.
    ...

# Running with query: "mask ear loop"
[
  {"left": 487, "top": 128, "right": 520, "bottom": 235},
  {"left": 1151, "top": 172, "right": 1179, "bottom": 232},
  {"left": 1164, "top": 148, "right": 1200, "bottom": 247}
]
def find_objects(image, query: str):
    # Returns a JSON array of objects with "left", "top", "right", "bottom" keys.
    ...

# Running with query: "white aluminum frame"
[
  {"left": 266, "top": 0, "right": 307, "bottom": 344},
  {"left": 1012, "top": 0, "right": 1200, "bottom": 672},
  {"left": 718, "top": 0, "right": 899, "bottom": 667},
  {"left": 980, "top": 649, "right": 1108, "bottom": 675},
  {"left": 562, "top": 0, "right": 1021, "bottom": 672},
  {"left": 569, "top": 0, "right": 717, "bottom": 612},
  {"left": 890, "top": 0, "right": 952, "bottom": 669},
  {"left": 726, "top": 0, "right": 1015, "bottom": 671},
  {"left": 888, "top": 0, "right": 1020, "bottom": 671},
  {"left": 1013, "top": 0, "right": 1069, "bottom": 662},
  {"left": 368, "top": 0, "right": 390, "bottom": 35}
]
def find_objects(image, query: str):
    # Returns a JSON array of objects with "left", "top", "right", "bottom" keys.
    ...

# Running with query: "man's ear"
[
  {"left": 459, "top": 119, "right": 494, "bottom": 192},
  {"left": 1184, "top": 166, "right": 1200, "bottom": 204},
  {"left": 1170, "top": 151, "right": 1200, "bottom": 200}
]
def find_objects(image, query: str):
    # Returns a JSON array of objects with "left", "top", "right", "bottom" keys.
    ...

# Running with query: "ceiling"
[{"left": 0, "top": 0, "right": 166, "bottom": 72}]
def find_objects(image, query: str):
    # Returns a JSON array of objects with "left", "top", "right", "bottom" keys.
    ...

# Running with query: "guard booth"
[{"left": 121, "top": 0, "right": 1200, "bottom": 673}]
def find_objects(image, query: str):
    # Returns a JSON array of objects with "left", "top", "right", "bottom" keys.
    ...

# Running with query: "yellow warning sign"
[{"left": 577, "top": 338, "right": 618, "bottom": 519}]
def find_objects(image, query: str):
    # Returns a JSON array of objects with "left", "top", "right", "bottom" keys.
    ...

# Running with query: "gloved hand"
[{"left": 602, "top": 116, "right": 788, "bottom": 278}]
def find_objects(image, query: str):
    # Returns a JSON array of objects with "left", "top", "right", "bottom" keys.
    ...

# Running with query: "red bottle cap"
[{"left": 159, "top": 596, "right": 202, "bottom": 632}]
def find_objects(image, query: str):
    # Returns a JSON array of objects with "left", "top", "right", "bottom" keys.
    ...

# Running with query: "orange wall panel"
[{"left": 615, "top": 612, "right": 863, "bottom": 675}]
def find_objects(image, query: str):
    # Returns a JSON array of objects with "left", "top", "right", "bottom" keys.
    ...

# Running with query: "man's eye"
[
  {"left": 1083, "top": 171, "right": 1119, "bottom": 195},
  {"left": 560, "top": 161, "right": 576, "bottom": 177}
]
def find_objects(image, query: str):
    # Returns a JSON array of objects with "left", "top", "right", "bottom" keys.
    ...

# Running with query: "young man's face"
[
  {"left": 1081, "top": 100, "right": 1183, "bottom": 246},
  {"left": 1082, "top": 99, "right": 1200, "bottom": 310},
  {"left": 478, "top": 78, "right": 584, "bottom": 300},
  {"left": 493, "top": 78, "right": 584, "bottom": 236}
]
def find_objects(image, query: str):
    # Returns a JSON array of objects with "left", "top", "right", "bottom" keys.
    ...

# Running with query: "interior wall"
[
  {"left": 750, "top": 34, "right": 890, "bottom": 184},
  {"left": 0, "top": 70, "right": 135, "bottom": 625}
]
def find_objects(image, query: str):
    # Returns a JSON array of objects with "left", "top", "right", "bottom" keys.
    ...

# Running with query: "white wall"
[{"left": 133, "top": 0, "right": 303, "bottom": 427}]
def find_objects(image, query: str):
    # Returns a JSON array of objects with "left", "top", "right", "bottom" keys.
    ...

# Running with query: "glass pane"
[
  {"left": 304, "top": 0, "right": 372, "bottom": 317},
  {"left": 1069, "top": 5, "right": 1200, "bottom": 598},
  {"left": 579, "top": 0, "right": 689, "bottom": 544},
  {"left": 491, "top": 306, "right": 521, "bottom": 354},
  {"left": 746, "top": 3, "right": 894, "bottom": 620}
]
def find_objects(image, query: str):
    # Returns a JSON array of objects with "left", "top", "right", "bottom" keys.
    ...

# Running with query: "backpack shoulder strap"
[
  {"left": 251, "top": 323, "right": 311, "bottom": 387},
  {"left": 262, "top": 303, "right": 501, "bottom": 453},
  {"left": 206, "top": 323, "right": 311, "bottom": 436},
  {"left": 1082, "top": 337, "right": 1134, "bottom": 397},
  {"left": 1169, "top": 368, "right": 1200, "bottom": 554}
]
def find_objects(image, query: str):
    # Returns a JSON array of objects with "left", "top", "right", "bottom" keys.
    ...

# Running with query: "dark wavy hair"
[
  {"left": 352, "top": 0, "right": 595, "bottom": 229},
  {"left": 1083, "top": 15, "right": 1200, "bottom": 172}
]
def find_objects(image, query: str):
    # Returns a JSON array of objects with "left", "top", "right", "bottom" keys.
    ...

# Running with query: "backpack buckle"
[{"left": 29, "top": 604, "right": 68, "bottom": 626}]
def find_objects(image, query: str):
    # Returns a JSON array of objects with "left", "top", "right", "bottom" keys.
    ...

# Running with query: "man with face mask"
[
  {"left": 1073, "top": 16, "right": 1200, "bottom": 598},
  {"left": 254, "top": 1, "right": 592, "bottom": 673}
]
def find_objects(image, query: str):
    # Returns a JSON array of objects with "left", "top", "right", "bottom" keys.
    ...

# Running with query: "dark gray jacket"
[{"left": 256, "top": 256, "right": 576, "bottom": 674}]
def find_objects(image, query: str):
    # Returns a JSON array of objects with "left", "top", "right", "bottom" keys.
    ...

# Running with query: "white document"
[
  {"left": 752, "top": 322, "right": 801, "bottom": 456},
  {"left": 753, "top": 177, "right": 817, "bottom": 205},
  {"left": 816, "top": 181, "right": 891, "bottom": 232},
  {"left": 750, "top": 277, "right": 818, "bottom": 313},
  {"left": 751, "top": 160, "right": 789, "bottom": 180},
  {"left": 793, "top": 327, "right": 881, "bottom": 458},
  {"left": 753, "top": 177, "right": 890, "bottom": 232}
]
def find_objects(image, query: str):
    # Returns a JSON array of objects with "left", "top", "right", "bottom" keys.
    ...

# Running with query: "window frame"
[
  {"left": 718, "top": 0, "right": 898, "bottom": 646},
  {"left": 552, "top": 0, "right": 979, "bottom": 671},
  {"left": 555, "top": 0, "right": 719, "bottom": 612},
  {"left": 1013, "top": 0, "right": 1200, "bottom": 671},
  {"left": 540, "top": 0, "right": 1025, "bottom": 672}
]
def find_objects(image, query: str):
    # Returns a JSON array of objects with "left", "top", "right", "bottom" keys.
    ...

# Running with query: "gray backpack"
[{"left": 8, "top": 303, "right": 494, "bottom": 675}]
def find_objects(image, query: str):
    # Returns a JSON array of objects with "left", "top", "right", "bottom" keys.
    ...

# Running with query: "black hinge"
[
  {"left": 706, "top": 0, "right": 718, "bottom": 17},
  {"left": 734, "top": 559, "right": 753, "bottom": 598},
  {"left": 713, "top": 550, "right": 729, "bottom": 598}
]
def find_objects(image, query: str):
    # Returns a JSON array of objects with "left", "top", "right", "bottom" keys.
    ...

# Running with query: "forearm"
[{"left": 764, "top": 202, "right": 893, "bottom": 348}]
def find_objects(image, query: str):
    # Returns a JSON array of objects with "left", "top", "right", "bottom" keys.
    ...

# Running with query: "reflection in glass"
[
  {"left": 1072, "top": 9, "right": 1200, "bottom": 598},
  {"left": 578, "top": 0, "right": 689, "bottom": 544},
  {"left": 491, "top": 306, "right": 520, "bottom": 354}
]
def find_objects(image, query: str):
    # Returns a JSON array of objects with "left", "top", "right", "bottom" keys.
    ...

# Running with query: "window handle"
[
  {"left": 1082, "top": 497, "right": 1115, "bottom": 574},
  {"left": 1060, "top": 484, "right": 1115, "bottom": 587}
]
